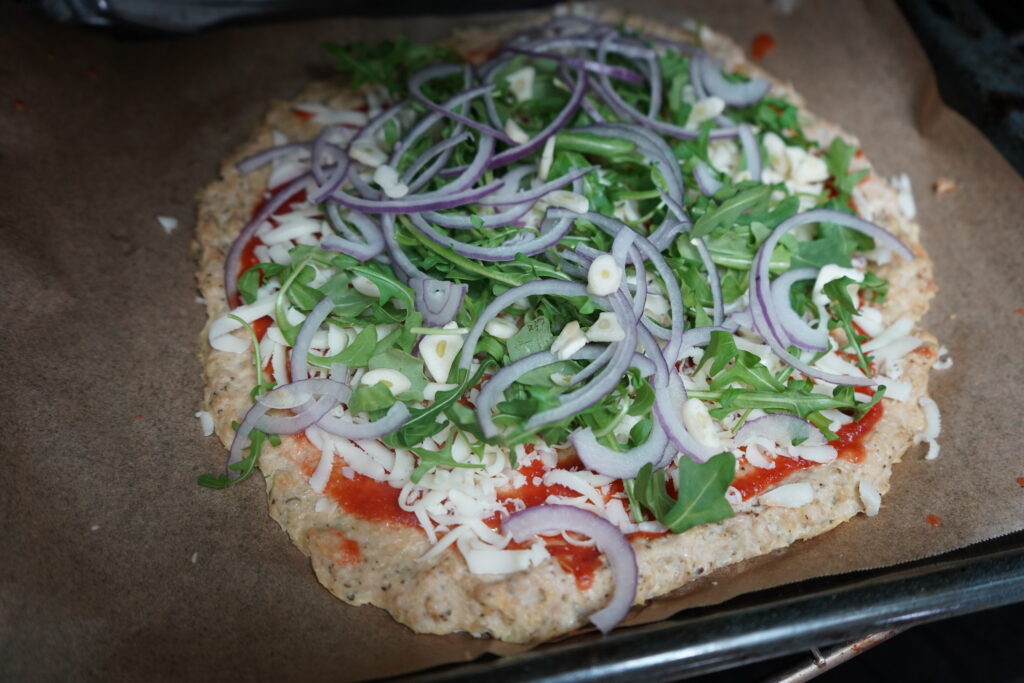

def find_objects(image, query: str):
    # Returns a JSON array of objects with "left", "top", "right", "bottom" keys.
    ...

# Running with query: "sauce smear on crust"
[{"left": 733, "top": 403, "right": 885, "bottom": 500}]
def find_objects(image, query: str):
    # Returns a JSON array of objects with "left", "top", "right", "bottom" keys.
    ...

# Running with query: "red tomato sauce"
[
  {"left": 751, "top": 33, "right": 776, "bottom": 60},
  {"left": 233, "top": 186, "right": 307, "bottom": 325},
  {"left": 731, "top": 402, "right": 885, "bottom": 500},
  {"left": 323, "top": 469, "right": 419, "bottom": 528}
]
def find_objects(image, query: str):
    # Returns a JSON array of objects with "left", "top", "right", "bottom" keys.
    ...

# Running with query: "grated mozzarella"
[
  {"left": 194, "top": 411, "right": 214, "bottom": 436},
  {"left": 759, "top": 482, "right": 814, "bottom": 508},
  {"left": 156, "top": 215, "right": 178, "bottom": 234},
  {"left": 858, "top": 480, "right": 881, "bottom": 516}
]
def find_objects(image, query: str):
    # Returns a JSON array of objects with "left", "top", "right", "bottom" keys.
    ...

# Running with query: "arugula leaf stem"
[
  {"left": 229, "top": 314, "right": 273, "bottom": 397},
  {"left": 400, "top": 218, "right": 523, "bottom": 286}
]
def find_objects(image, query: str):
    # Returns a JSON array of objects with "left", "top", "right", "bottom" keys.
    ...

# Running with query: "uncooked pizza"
[{"left": 194, "top": 9, "right": 941, "bottom": 643}]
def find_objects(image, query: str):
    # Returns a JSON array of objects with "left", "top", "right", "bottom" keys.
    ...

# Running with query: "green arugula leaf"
[
  {"left": 629, "top": 453, "right": 735, "bottom": 533},
  {"left": 198, "top": 425, "right": 279, "bottom": 488},
  {"left": 383, "top": 361, "right": 495, "bottom": 449},
  {"left": 238, "top": 262, "right": 286, "bottom": 305},
  {"left": 349, "top": 382, "right": 397, "bottom": 414},
  {"left": 692, "top": 185, "right": 772, "bottom": 239},
  {"left": 824, "top": 137, "right": 869, "bottom": 195},
  {"left": 323, "top": 36, "right": 458, "bottom": 95},
  {"left": 410, "top": 436, "right": 484, "bottom": 484}
]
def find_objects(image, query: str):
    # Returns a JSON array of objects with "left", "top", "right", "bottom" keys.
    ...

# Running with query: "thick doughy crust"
[{"left": 194, "top": 11, "right": 938, "bottom": 643}]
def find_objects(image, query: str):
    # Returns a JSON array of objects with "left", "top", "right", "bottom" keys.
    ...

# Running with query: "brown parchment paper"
[{"left": 2, "top": 0, "right": 1022, "bottom": 679}]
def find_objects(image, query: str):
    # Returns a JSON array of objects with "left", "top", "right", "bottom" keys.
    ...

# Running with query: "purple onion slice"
[
  {"left": 411, "top": 277, "right": 468, "bottom": 328},
  {"left": 224, "top": 172, "right": 310, "bottom": 302},
  {"left": 749, "top": 209, "right": 914, "bottom": 385},
  {"left": 769, "top": 267, "right": 829, "bottom": 352},
  {"left": 737, "top": 124, "right": 762, "bottom": 183},
  {"left": 408, "top": 209, "right": 574, "bottom": 262},
  {"left": 291, "top": 296, "right": 336, "bottom": 382},
  {"left": 502, "top": 504, "right": 637, "bottom": 634},
  {"left": 571, "top": 419, "right": 668, "bottom": 480},
  {"left": 693, "top": 160, "right": 723, "bottom": 196},
  {"left": 408, "top": 63, "right": 512, "bottom": 143},
  {"left": 476, "top": 350, "right": 558, "bottom": 438},
  {"left": 697, "top": 53, "right": 771, "bottom": 107},
  {"left": 254, "top": 378, "right": 348, "bottom": 435},
  {"left": 322, "top": 206, "right": 385, "bottom": 262},
  {"left": 317, "top": 401, "right": 411, "bottom": 439}
]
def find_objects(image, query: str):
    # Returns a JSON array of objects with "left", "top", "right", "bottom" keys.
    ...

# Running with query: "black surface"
[{"left": 896, "top": 0, "right": 1024, "bottom": 176}]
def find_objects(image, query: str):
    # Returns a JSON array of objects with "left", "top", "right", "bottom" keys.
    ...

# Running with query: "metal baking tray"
[{"left": 402, "top": 530, "right": 1024, "bottom": 681}]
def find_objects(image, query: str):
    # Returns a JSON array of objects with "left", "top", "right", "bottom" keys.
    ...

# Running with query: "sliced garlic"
[
  {"left": 545, "top": 190, "right": 589, "bottom": 214},
  {"left": 419, "top": 322, "right": 464, "bottom": 383},
  {"left": 538, "top": 135, "right": 556, "bottom": 179},
  {"left": 504, "top": 118, "right": 530, "bottom": 144},
  {"left": 484, "top": 317, "right": 518, "bottom": 339},
  {"left": 352, "top": 274, "right": 381, "bottom": 298},
  {"left": 360, "top": 368, "right": 411, "bottom": 396},
  {"left": 681, "top": 398, "right": 721, "bottom": 449},
  {"left": 585, "top": 312, "right": 625, "bottom": 343},
  {"left": 685, "top": 96, "right": 725, "bottom": 129},
  {"left": 550, "top": 321, "right": 587, "bottom": 360},
  {"left": 349, "top": 141, "right": 386, "bottom": 168},
  {"left": 372, "top": 164, "right": 409, "bottom": 199},
  {"left": 587, "top": 254, "right": 622, "bottom": 296},
  {"left": 507, "top": 66, "right": 536, "bottom": 103}
]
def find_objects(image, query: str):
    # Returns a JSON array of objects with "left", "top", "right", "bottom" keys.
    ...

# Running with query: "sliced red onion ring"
[
  {"left": 236, "top": 141, "right": 309, "bottom": 175},
  {"left": 579, "top": 123, "right": 683, "bottom": 198},
  {"left": 693, "top": 237, "right": 725, "bottom": 326},
  {"left": 224, "top": 172, "right": 310, "bottom": 302},
  {"left": 442, "top": 66, "right": 587, "bottom": 175},
  {"left": 770, "top": 267, "right": 829, "bottom": 352},
  {"left": 569, "top": 344, "right": 656, "bottom": 385},
  {"left": 478, "top": 166, "right": 593, "bottom": 206},
  {"left": 381, "top": 214, "right": 429, "bottom": 282},
  {"left": 634, "top": 325, "right": 720, "bottom": 463},
  {"left": 401, "top": 131, "right": 471, "bottom": 191},
  {"left": 502, "top": 504, "right": 637, "bottom": 634},
  {"left": 571, "top": 418, "right": 668, "bottom": 480},
  {"left": 737, "top": 124, "right": 761, "bottom": 183},
  {"left": 411, "top": 277, "right": 468, "bottom": 328},
  {"left": 697, "top": 53, "right": 771, "bottom": 107},
  {"left": 526, "top": 292, "right": 635, "bottom": 431},
  {"left": 750, "top": 209, "right": 914, "bottom": 385},
  {"left": 591, "top": 35, "right": 738, "bottom": 142},
  {"left": 332, "top": 176, "right": 502, "bottom": 214},
  {"left": 507, "top": 45, "right": 644, "bottom": 84},
  {"left": 476, "top": 350, "right": 558, "bottom": 438},
  {"left": 408, "top": 63, "right": 513, "bottom": 143},
  {"left": 322, "top": 205, "right": 385, "bottom": 261},
  {"left": 422, "top": 167, "right": 534, "bottom": 229},
  {"left": 734, "top": 414, "right": 827, "bottom": 447},
  {"left": 407, "top": 209, "right": 574, "bottom": 262},
  {"left": 458, "top": 280, "right": 591, "bottom": 372},
  {"left": 310, "top": 147, "right": 351, "bottom": 204},
  {"left": 689, "top": 52, "right": 708, "bottom": 100},
  {"left": 254, "top": 378, "right": 347, "bottom": 435},
  {"left": 291, "top": 296, "right": 335, "bottom": 382},
  {"left": 677, "top": 324, "right": 738, "bottom": 351},
  {"left": 693, "top": 160, "right": 723, "bottom": 196},
  {"left": 317, "top": 401, "right": 411, "bottom": 439},
  {"left": 389, "top": 78, "right": 479, "bottom": 168}
]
